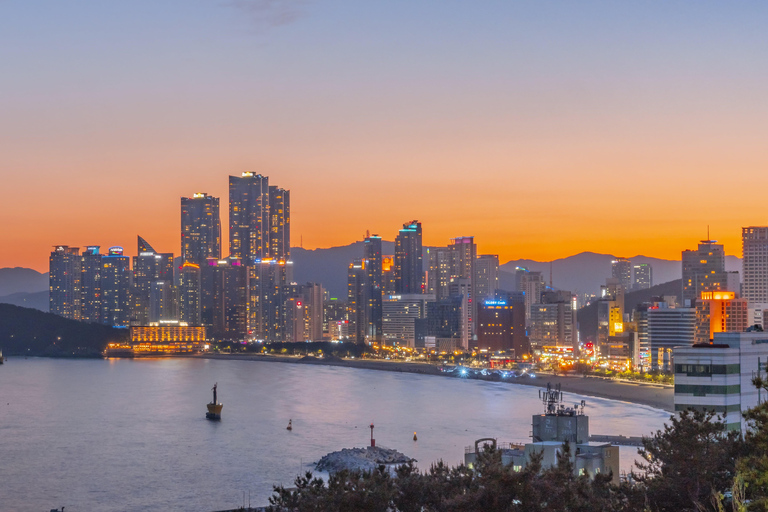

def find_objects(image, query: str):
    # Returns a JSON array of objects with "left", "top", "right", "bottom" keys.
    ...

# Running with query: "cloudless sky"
[{"left": 2, "top": 1, "right": 767, "bottom": 271}]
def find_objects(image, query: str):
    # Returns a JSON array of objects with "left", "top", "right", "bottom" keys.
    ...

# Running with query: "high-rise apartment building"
[
  {"left": 475, "top": 254, "right": 499, "bottom": 301},
  {"left": 394, "top": 221, "right": 422, "bottom": 294},
  {"left": 518, "top": 268, "right": 545, "bottom": 323},
  {"left": 80, "top": 246, "right": 102, "bottom": 323},
  {"left": 229, "top": 172, "right": 270, "bottom": 262},
  {"left": 130, "top": 236, "right": 173, "bottom": 326},
  {"left": 101, "top": 246, "right": 131, "bottom": 327},
  {"left": 682, "top": 239, "right": 731, "bottom": 306},
  {"left": 268, "top": 186, "right": 290, "bottom": 260},
  {"left": 382, "top": 255, "right": 397, "bottom": 296},
  {"left": 529, "top": 290, "right": 576, "bottom": 349},
  {"left": 611, "top": 258, "right": 632, "bottom": 290},
  {"left": 476, "top": 298, "right": 528, "bottom": 355},
  {"left": 382, "top": 293, "right": 434, "bottom": 347},
  {"left": 181, "top": 193, "right": 221, "bottom": 266},
  {"left": 364, "top": 235, "right": 383, "bottom": 341},
  {"left": 49, "top": 245, "right": 82, "bottom": 320},
  {"left": 247, "top": 259, "right": 291, "bottom": 342},
  {"left": 179, "top": 262, "right": 201, "bottom": 325},
  {"left": 633, "top": 264, "right": 653, "bottom": 290},
  {"left": 743, "top": 227, "right": 768, "bottom": 304},
  {"left": 207, "top": 257, "right": 248, "bottom": 340},
  {"left": 347, "top": 259, "right": 366, "bottom": 343}
]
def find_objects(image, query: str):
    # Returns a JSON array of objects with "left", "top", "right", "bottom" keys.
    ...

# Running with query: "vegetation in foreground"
[{"left": 267, "top": 378, "right": 768, "bottom": 512}]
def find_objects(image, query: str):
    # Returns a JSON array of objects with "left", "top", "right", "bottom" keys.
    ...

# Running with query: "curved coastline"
[{"left": 199, "top": 353, "right": 674, "bottom": 413}]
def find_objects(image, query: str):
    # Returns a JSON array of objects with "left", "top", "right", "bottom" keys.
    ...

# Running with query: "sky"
[{"left": 1, "top": 1, "right": 767, "bottom": 272}]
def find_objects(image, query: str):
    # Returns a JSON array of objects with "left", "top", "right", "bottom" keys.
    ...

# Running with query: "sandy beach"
[{"left": 200, "top": 353, "right": 674, "bottom": 413}]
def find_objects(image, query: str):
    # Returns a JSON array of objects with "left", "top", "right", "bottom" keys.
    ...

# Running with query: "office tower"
[
  {"left": 425, "top": 296, "right": 463, "bottom": 351},
  {"left": 476, "top": 298, "right": 528, "bottom": 355},
  {"left": 207, "top": 258, "right": 248, "bottom": 339},
  {"left": 633, "top": 264, "right": 653, "bottom": 290},
  {"left": 394, "top": 221, "right": 423, "bottom": 294},
  {"left": 682, "top": 238, "right": 731, "bottom": 306},
  {"left": 364, "top": 235, "right": 383, "bottom": 341},
  {"left": 229, "top": 172, "right": 270, "bottom": 262},
  {"left": 49, "top": 245, "right": 81, "bottom": 320},
  {"left": 130, "top": 236, "right": 173, "bottom": 325},
  {"left": 382, "top": 293, "right": 434, "bottom": 347},
  {"left": 743, "top": 227, "right": 768, "bottom": 304},
  {"left": 268, "top": 186, "right": 290, "bottom": 260},
  {"left": 611, "top": 258, "right": 632, "bottom": 290},
  {"left": 347, "top": 259, "right": 366, "bottom": 343},
  {"left": 179, "top": 262, "right": 201, "bottom": 325},
  {"left": 181, "top": 193, "right": 221, "bottom": 266},
  {"left": 247, "top": 259, "right": 291, "bottom": 342},
  {"left": 80, "top": 246, "right": 102, "bottom": 323},
  {"left": 694, "top": 291, "right": 748, "bottom": 344},
  {"left": 475, "top": 254, "right": 499, "bottom": 301},
  {"left": 382, "top": 256, "right": 397, "bottom": 296},
  {"left": 648, "top": 303, "right": 696, "bottom": 370},
  {"left": 529, "top": 290, "right": 576, "bottom": 349},
  {"left": 101, "top": 246, "right": 131, "bottom": 327}
]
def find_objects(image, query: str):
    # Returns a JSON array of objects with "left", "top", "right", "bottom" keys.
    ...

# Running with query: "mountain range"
[{"left": 0, "top": 245, "right": 743, "bottom": 311}]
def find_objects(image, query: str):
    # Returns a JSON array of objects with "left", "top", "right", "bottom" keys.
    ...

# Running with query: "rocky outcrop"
[{"left": 315, "top": 446, "right": 415, "bottom": 473}]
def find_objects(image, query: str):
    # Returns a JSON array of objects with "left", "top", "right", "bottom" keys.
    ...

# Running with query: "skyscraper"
[
  {"left": 181, "top": 193, "right": 221, "bottom": 266},
  {"left": 80, "top": 246, "right": 102, "bottom": 323},
  {"left": 395, "top": 220, "right": 422, "bottom": 294},
  {"left": 682, "top": 239, "right": 731, "bottom": 306},
  {"left": 49, "top": 245, "right": 81, "bottom": 320},
  {"left": 475, "top": 254, "right": 499, "bottom": 301},
  {"left": 364, "top": 235, "right": 383, "bottom": 340},
  {"left": 268, "top": 186, "right": 290, "bottom": 260},
  {"left": 247, "top": 259, "right": 292, "bottom": 342},
  {"left": 130, "top": 236, "right": 173, "bottom": 325},
  {"left": 633, "top": 264, "right": 653, "bottom": 290},
  {"left": 179, "top": 262, "right": 201, "bottom": 325},
  {"left": 229, "top": 172, "right": 269, "bottom": 262},
  {"left": 611, "top": 258, "right": 632, "bottom": 290},
  {"left": 347, "top": 258, "right": 366, "bottom": 343},
  {"left": 743, "top": 227, "right": 768, "bottom": 304},
  {"left": 101, "top": 246, "right": 131, "bottom": 327}
]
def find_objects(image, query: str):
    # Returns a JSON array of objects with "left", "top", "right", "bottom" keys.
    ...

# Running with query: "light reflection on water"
[{"left": 0, "top": 358, "right": 669, "bottom": 511}]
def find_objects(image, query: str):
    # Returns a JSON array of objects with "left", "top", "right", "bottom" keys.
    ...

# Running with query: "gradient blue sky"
[{"left": 2, "top": 1, "right": 767, "bottom": 270}]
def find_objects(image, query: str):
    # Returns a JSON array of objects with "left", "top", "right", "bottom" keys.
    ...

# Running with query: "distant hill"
[
  {"left": 0, "top": 304, "right": 129, "bottom": 356},
  {"left": 0, "top": 291, "right": 49, "bottom": 312},
  {"left": 0, "top": 267, "right": 48, "bottom": 296},
  {"left": 501, "top": 253, "right": 740, "bottom": 295},
  {"left": 576, "top": 279, "right": 683, "bottom": 342}
]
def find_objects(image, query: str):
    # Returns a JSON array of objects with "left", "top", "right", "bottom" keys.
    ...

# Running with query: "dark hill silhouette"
[
  {"left": 0, "top": 304, "right": 128, "bottom": 356},
  {"left": 0, "top": 267, "right": 48, "bottom": 296},
  {"left": 0, "top": 291, "right": 49, "bottom": 312},
  {"left": 576, "top": 279, "right": 683, "bottom": 342}
]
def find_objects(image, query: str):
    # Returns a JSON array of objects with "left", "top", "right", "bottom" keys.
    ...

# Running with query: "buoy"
[
  {"left": 287, "top": 419, "right": 293, "bottom": 431},
  {"left": 413, "top": 432, "right": 418, "bottom": 441}
]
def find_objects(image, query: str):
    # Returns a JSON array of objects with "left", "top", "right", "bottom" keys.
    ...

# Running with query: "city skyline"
[{"left": 3, "top": 2, "right": 768, "bottom": 270}]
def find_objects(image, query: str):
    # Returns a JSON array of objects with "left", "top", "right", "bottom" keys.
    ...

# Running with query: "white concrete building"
[{"left": 674, "top": 331, "right": 768, "bottom": 433}]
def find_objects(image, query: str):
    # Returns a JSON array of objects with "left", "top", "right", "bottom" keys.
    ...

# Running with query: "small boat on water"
[
  {"left": 206, "top": 383, "right": 223, "bottom": 420},
  {"left": 287, "top": 419, "right": 292, "bottom": 431}
]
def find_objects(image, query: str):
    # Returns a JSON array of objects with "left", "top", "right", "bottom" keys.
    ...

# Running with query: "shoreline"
[{"left": 199, "top": 353, "right": 674, "bottom": 413}]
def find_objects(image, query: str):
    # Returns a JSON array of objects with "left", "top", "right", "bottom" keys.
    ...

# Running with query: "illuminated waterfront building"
[
  {"left": 50, "top": 245, "right": 82, "bottom": 320},
  {"left": 476, "top": 298, "right": 528, "bottom": 355},
  {"left": 101, "top": 246, "right": 131, "bottom": 327},
  {"left": 179, "top": 262, "right": 201, "bottom": 325},
  {"left": 247, "top": 258, "right": 291, "bottom": 342},
  {"left": 206, "top": 257, "right": 248, "bottom": 340},
  {"left": 648, "top": 303, "right": 696, "bottom": 370},
  {"left": 529, "top": 291, "right": 576, "bottom": 350},
  {"left": 633, "top": 263, "right": 653, "bottom": 290},
  {"left": 130, "top": 323, "right": 206, "bottom": 343},
  {"left": 694, "top": 291, "right": 748, "bottom": 344},
  {"left": 181, "top": 193, "right": 221, "bottom": 266},
  {"left": 149, "top": 280, "right": 176, "bottom": 323},
  {"left": 80, "top": 246, "right": 102, "bottom": 323},
  {"left": 474, "top": 254, "right": 499, "bottom": 301},
  {"left": 611, "top": 257, "right": 632, "bottom": 291},
  {"left": 229, "top": 172, "right": 270, "bottom": 261},
  {"left": 742, "top": 227, "right": 768, "bottom": 304},
  {"left": 394, "top": 221, "right": 423, "bottom": 294},
  {"left": 324, "top": 298, "right": 347, "bottom": 340},
  {"left": 426, "top": 237, "right": 477, "bottom": 334}
]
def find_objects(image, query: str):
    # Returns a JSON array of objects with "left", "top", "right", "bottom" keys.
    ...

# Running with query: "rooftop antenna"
[
  {"left": 549, "top": 261, "right": 553, "bottom": 288},
  {"left": 366, "top": 229, "right": 370, "bottom": 239}
]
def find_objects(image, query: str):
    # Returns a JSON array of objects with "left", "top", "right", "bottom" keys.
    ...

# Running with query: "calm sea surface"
[{"left": 0, "top": 357, "right": 669, "bottom": 511}]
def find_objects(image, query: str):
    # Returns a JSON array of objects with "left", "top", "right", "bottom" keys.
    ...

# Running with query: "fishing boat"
[{"left": 206, "top": 383, "right": 223, "bottom": 420}]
